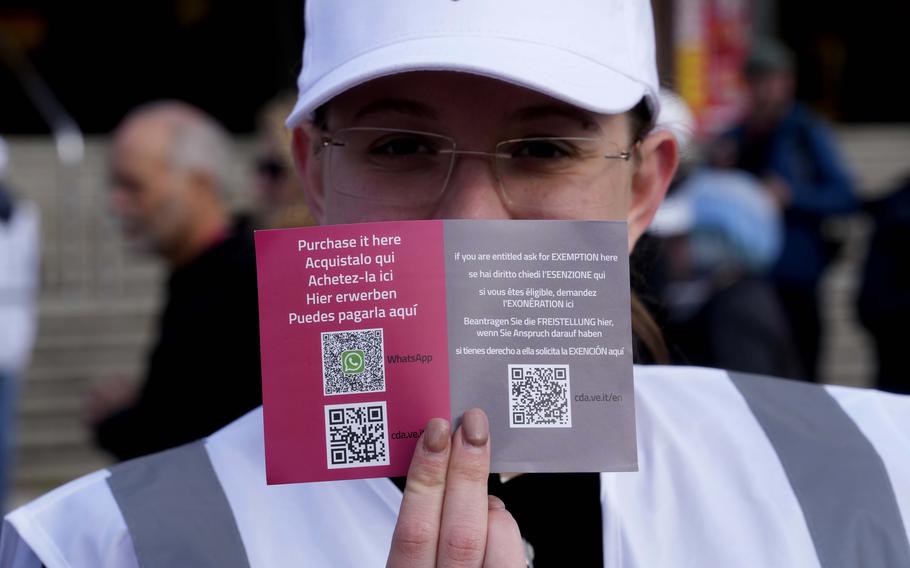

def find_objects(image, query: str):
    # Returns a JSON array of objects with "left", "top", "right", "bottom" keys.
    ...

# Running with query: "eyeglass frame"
[{"left": 316, "top": 126, "right": 638, "bottom": 208}]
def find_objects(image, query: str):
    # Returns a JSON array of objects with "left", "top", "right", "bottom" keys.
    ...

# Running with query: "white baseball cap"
[{"left": 287, "top": 0, "right": 660, "bottom": 128}]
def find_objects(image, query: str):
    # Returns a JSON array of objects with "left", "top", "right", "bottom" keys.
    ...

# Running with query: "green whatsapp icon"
[{"left": 341, "top": 349, "right": 365, "bottom": 374}]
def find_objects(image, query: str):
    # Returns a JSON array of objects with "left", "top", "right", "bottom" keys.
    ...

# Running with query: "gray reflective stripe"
[
  {"left": 106, "top": 441, "right": 251, "bottom": 568},
  {"left": 730, "top": 371, "right": 910, "bottom": 568}
]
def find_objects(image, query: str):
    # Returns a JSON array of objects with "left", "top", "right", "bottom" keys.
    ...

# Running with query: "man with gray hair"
[{"left": 88, "top": 101, "right": 262, "bottom": 460}]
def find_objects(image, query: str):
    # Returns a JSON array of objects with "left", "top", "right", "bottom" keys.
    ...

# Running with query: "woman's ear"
[
  {"left": 292, "top": 126, "right": 326, "bottom": 224},
  {"left": 627, "top": 130, "right": 679, "bottom": 250}
]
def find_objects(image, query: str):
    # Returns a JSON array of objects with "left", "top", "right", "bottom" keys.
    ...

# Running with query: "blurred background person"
[
  {"left": 710, "top": 37, "right": 858, "bottom": 382},
  {"left": 649, "top": 167, "right": 803, "bottom": 379},
  {"left": 250, "top": 91, "right": 313, "bottom": 229},
  {"left": 85, "top": 101, "right": 262, "bottom": 461},
  {"left": 638, "top": 90, "right": 801, "bottom": 379},
  {"left": 0, "top": 135, "right": 40, "bottom": 511},
  {"left": 857, "top": 175, "right": 910, "bottom": 394}
]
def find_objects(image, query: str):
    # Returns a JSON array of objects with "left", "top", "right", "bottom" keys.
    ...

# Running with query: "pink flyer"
[{"left": 256, "top": 220, "right": 636, "bottom": 484}]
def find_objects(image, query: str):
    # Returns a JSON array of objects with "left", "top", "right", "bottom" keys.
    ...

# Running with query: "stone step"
[
  {"left": 16, "top": 378, "right": 142, "bottom": 431},
  {"left": 26, "top": 363, "right": 144, "bottom": 383},
  {"left": 37, "top": 297, "right": 159, "bottom": 319},
  {"left": 14, "top": 420, "right": 99, "bottom": 462},
  {"left": 17, "top": 424, "right": 90, "bottom": 447},
  {"left": 33, "top": 262, "right": 161, "bottom": 280},
  {"left": 33, "top": 324, "right": 154, "bottom": 340},
  {"left": 18, "top": 373, "right": 89, "bottom": 398},
  {"left": 15, "top": 415, "right": 85, "bottom": 442},
  {"left": 30, "top": 333, "right": 150, "bottom": 354},
  {"left": 13, "top": 456, "right": 112, "bottom": 489},
  {"left": 15, "top": 442, "right": 99, "bottom": 474},
  {"left": 27, "top": 343, "right": 146, "bottom": 371},
  {"left": 35, "top": 313, "right": 157, "bottom": 339},
  {"left": 17, "top": 390, "right": 83, "bottom": 414},
  {"left": 19, "top": 374, "right": 140, "bottom": 421}
]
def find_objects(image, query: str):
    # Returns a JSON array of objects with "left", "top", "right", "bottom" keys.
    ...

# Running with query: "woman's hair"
[
  {"left": 627, "top": 98, "right": 655, "bottom": 143},
  {"left": 312, "top": 105, "right": 329, "bottom": 130},
  {"left": 626, "top": 99, "right": 671, "bottom": 364},
  {"left": 311, "top": 95, "right": 670, "bottom": 363}
]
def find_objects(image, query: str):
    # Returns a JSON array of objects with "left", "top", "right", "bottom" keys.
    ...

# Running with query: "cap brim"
[{"left": 286, "top": 36, "right": 651, "bottom": 128}]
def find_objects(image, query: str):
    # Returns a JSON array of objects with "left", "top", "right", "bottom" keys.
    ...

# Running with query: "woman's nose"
[{"left": 432, "top": 156, "right": 511, "bottom": 220}]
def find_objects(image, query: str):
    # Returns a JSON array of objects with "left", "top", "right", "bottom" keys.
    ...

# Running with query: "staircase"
[
  {"left": 4, "top": 136, "right": 252, "bottom": 508},
  {"left": 15, "top": 296, "right": 158, "bottom": 495}
]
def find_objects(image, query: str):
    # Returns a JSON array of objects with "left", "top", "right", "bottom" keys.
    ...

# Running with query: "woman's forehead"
[{"left": 325, "top": 71, "right": 621, "bottom": 133}]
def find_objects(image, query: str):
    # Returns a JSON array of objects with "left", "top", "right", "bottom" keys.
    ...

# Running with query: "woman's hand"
[{"left": 387, "top": 408, "right": 526, "bottom": 567}]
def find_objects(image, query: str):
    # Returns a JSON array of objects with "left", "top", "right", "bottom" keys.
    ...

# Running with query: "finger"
[
  {"left": 483, "top": 496, "right": 526, "bottom": 568},
  {"left": 387, "top": 418, "right": 452, "bottom": 568},
  {"left": 437, "top": 408, "right": 491, "bottom": 567}
]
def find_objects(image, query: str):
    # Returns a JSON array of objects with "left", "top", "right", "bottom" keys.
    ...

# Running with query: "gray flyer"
[{"left": 444, "top": 220, "right": 637, "bottom": 473}]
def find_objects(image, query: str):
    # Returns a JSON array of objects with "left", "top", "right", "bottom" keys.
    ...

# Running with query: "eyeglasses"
[{"left": 318, "top": 127, "right": 635, "bottom": 216}]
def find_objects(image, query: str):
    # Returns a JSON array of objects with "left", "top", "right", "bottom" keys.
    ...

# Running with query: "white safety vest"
[{"left": 2, "top": 366, "right": 909, "bottom": 567}]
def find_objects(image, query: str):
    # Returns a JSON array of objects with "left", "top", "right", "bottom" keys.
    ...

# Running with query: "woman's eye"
[
  {"left": 511, "top": 141, "right": 574, "bottom": 159},
  {"left": 369, "top": 137, "right": 435, "bottom": 156}
]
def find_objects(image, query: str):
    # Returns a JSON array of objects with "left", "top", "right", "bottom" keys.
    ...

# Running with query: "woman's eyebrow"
[
  {"left": 353, "top": 99, "right": 439, "bottom": 121},
  {"left": 508, "top": 104, "right": 601, "bottom": 131}
]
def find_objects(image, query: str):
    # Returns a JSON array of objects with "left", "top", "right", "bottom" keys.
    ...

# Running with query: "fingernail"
[
  {"left": 462, "top": 408, "right": 488, "bottom": 447},
  {"left": 488, "top": 495, "right": 506, "bottom": 511},
  {"left": 423, "top": 418, "right": 450, "bottom": 454}
]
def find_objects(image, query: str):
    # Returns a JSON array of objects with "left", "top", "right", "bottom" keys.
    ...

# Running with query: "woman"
[{"left": 287, "top": 3, "right": 675, "bottom": 564}]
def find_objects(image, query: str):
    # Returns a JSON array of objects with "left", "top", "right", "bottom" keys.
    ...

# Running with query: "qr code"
[
  {"left": 321, "top": 328, "right": 385, "bottom": 396},
  {"left": 508, "top": 364, "right": 572, "bottom": 428},
  {"left": 325, "top": 402, "right": 390, "bottom": 469}
]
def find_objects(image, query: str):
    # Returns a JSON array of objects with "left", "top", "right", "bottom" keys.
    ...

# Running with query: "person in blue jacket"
[{"left": 712, "top": 37, "right": 858, "bottom": 381}]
